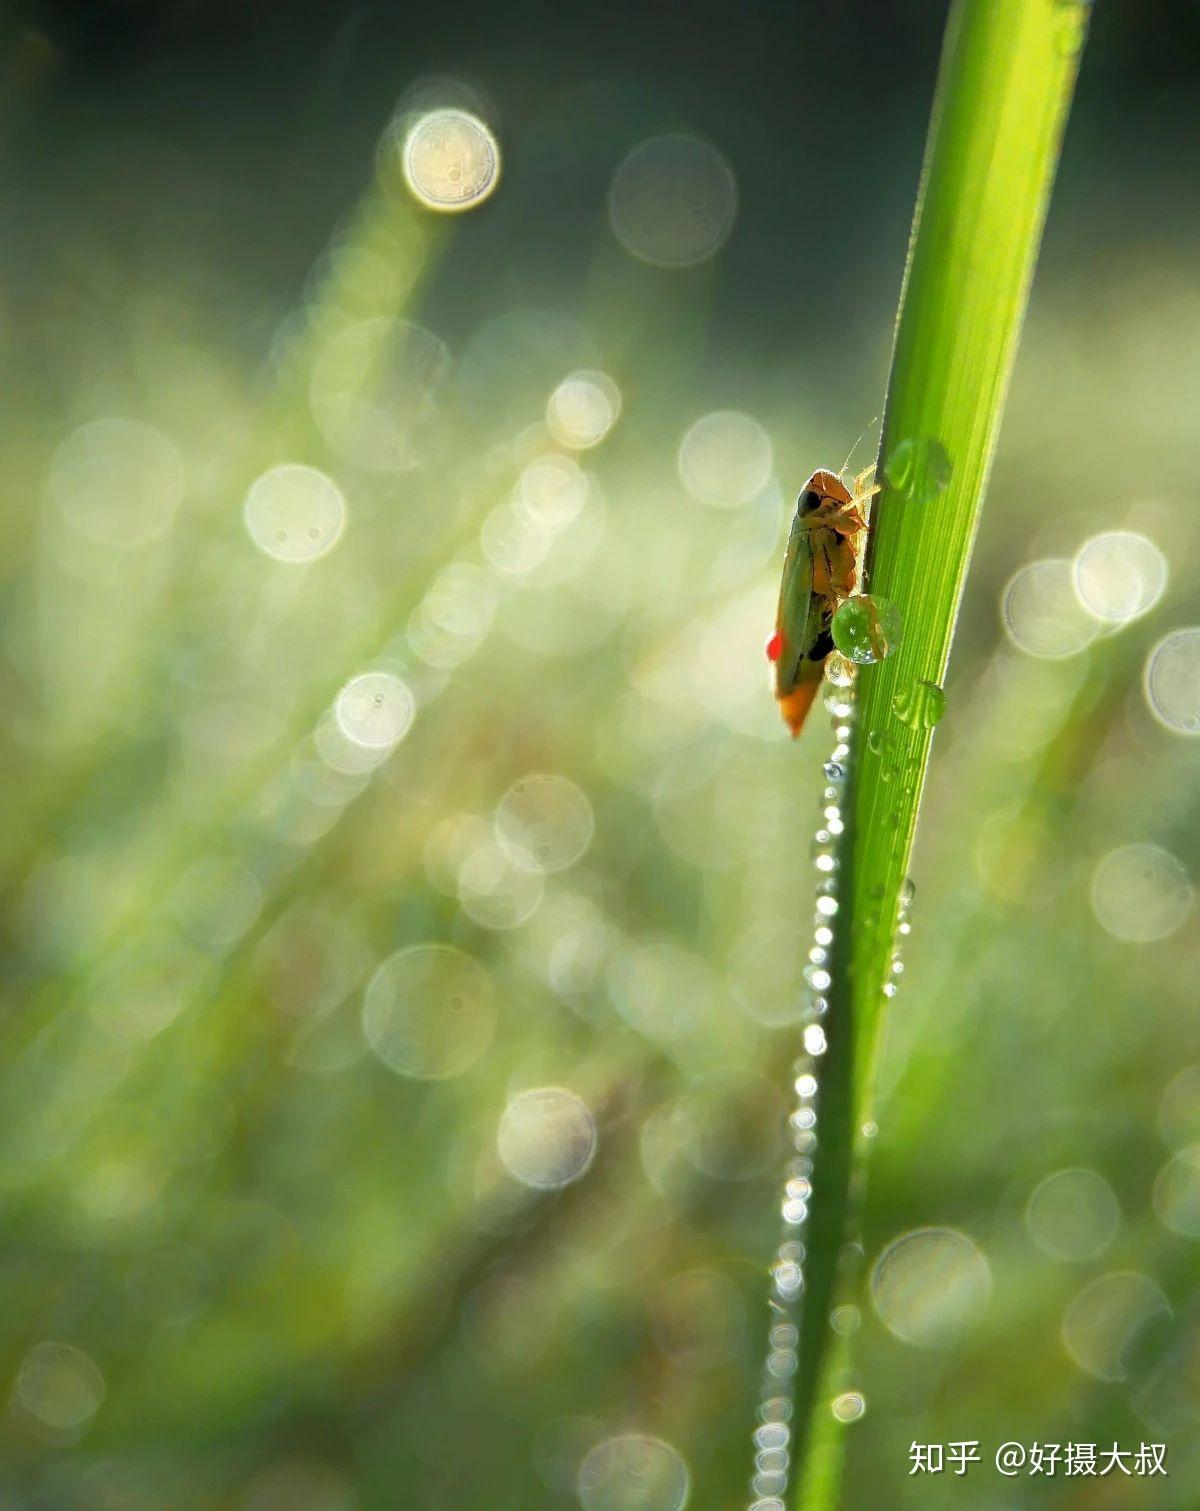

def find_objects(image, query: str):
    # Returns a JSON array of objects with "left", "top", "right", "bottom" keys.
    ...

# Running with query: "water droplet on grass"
[
  {"left": 822, "top": 683, "right": 854, "bottom": 719},
  {"left": 830, "top": 1304, "right": 861, "bottom": 1336},
  {"left": 884, "top": 436, "right": 951, "bottom": 505},
  {"left": 830, "top": 1390, "right": 866, "bottom": 1423},
  {"left": 893, "top": 680, "right": 946, "bottom": 729},
  {"left": 824, "top": 652, "right": 857, "bottom": 689},
  {"left": 832, "top": 595, "right": 902, "bottom": 664}
]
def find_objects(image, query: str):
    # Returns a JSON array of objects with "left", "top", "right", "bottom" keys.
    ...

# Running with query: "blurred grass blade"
[{"left": 789, "top": 1, "right": 1090, "bottom": 1505}]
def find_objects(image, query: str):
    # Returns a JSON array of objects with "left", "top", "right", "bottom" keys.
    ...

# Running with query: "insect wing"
[{"left": 774, "top": 508, "right": 815, "bottom": 693}]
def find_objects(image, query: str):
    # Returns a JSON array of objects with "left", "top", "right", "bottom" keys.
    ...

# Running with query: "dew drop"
[
  {"left": 830, "top": 1390, "right": 866, "bottom": 1423},
  {"left": 883, "top": 436, "right": 951, "bottom": 506},
  {"left": 822, "top": 682, "right": 854, "bottom": 719},
  {"left": 892, "top": 679, "right": 946, "bottom": 730},
  {"left": 824, "top": 652, "right": 857, "bottom": 689},
  {"left": 831, "top": 595, "right": 903, "bottom": 665},
  {"left": 401, "top": 108, "right": 500, "bottom": 212},
  {"left": 803, "top": 1024, "right": 826, "bottom": 1056},
  {"left": 830, "top": 1304, "right": 861, "bottom": 1336}
]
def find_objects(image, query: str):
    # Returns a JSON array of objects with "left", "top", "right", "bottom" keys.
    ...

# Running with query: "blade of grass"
[{"left": 783, "top": 2, "right": 1091, "bottom": 1505}]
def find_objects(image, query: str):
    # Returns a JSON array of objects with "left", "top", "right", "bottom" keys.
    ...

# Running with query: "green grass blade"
[
  {"left": 853, "top": 0, "right": 1091, "bottom": 1081},
  {"left": 786, "top": 2, "right": 1090, "bottom": 1505}
]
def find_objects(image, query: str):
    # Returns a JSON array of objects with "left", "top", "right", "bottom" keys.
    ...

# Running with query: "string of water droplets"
[
  {"left": 746, "top": 653, "right": 857, "bottom": 1511},
  {"left": 748, "top": 651, "right": 920, "bottom": 1508}
]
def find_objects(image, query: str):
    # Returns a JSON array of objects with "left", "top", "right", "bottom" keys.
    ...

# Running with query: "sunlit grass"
[
  {"left": 786, "top": 1, "right": 1092, "bottom": 1504},
  {"left": 1, "top": 16, "right": 1197, "bottom": 1510}
]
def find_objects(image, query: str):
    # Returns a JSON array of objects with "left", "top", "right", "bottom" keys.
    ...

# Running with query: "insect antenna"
[{"left": 837, "top": 416, "right": 880, "bottom": 480}]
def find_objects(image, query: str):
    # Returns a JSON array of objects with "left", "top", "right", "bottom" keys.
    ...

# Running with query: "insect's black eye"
[
  {"left": 800, "top": 489, "right": 822, "bottom": 513},
  {"left": 807, "top": 628, "right": 835, "bottom": 662}
]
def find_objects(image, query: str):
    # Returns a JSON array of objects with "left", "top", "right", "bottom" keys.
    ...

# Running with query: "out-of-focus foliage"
[{"left": 0, "top": 3, "right": 1198, "bottom": 1508}]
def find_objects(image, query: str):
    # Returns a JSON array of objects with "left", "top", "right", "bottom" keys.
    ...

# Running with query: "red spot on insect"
[{"left": 766, "top": 630, "right": 783, "bottom": 662}]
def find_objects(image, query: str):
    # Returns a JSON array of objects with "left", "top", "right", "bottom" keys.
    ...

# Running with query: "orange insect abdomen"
[{"left": 777, "top": 674, "right": 822, "bottom": 738}]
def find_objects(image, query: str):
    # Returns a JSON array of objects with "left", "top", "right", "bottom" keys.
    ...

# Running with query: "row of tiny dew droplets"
[
  {"left": 748, "top": 651, "right": 918, "bottom": 1508},
  {"left": 747, "top": 652, "right": 858, "bottom": 1511}
]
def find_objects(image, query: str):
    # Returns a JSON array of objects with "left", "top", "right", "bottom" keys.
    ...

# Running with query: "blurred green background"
[{"left": 2, "top": 1, "right": 1199, "bottom": 1507}]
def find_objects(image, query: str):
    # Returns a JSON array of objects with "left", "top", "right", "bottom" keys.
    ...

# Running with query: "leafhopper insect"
[{"left": 767, "top": 466, "right": 878, "bottom": 736}]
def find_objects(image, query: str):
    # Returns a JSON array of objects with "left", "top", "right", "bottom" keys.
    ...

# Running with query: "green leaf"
[{"left": 786, "top": 2, "right": 1091, "bottom": 1505}]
